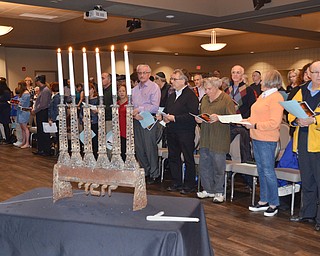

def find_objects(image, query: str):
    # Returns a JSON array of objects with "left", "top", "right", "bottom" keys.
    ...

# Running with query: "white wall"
[{"left": 3, "top": 46, "right": 320, "bottom": 91}]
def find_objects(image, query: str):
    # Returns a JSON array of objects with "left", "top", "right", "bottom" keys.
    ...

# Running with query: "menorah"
[{"left": 52, "top": 94, "right": 147, "bottom": 211}]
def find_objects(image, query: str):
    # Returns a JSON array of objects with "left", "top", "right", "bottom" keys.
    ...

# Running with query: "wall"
[{"left": 3, "top": 46, "right": 320, "bottom": 91}]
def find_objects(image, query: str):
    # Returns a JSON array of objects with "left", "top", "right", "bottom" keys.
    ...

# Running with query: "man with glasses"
[
  {"left": 132, "top": 64, "right": 161, "bottom": 184},
  {"left": 225, "top": 65, "right": 256, "bottom": 188},
  {"left": 159, "top": 69, "right": 199, "bottom": 194},
  {"left": 289, "top": 60, "right": 320, "bottom": 232}
]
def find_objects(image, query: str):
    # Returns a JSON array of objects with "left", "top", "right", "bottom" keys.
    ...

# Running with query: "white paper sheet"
[{"left": 42, "top": 122, "right": 58, "bottom": 133}]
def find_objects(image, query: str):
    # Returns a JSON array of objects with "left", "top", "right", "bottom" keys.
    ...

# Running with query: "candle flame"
[
  {"left": 124, "top": 45, "right": 128, "bottom": 51},
  {"left": 82, "top": 47, "right": 86, "bottom": 53},
  {"left": 68, "top": 46, "right": 72, "bottom": 53},
  {"left": 95, "top": 47, "right": 99, "bottom": 53},
  {"left": 111, "top": 45, "right": 114, "bottom": 51},
  {"left": 57, "top": 48, "right": 61, "bottom": 53}
]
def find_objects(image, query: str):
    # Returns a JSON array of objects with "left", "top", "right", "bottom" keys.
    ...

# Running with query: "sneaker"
[
  {"left": 264, "top": 206, "right": 278, "bottom": 217},
  {"left": 249, "top": 202, "right": 269, "bottom": 212},
  {"left": 212, "top": 193, "right": 224, "bottom": 203},
  {"left": 197, "top": 191, "right": 215, "bottom": 199},
  {"left": 13, "top": 141, "right": 23, "bottom": 147}
]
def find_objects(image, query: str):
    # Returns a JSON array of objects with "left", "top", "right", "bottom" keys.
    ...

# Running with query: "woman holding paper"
[
  {"left": 288, "top": 60, "right": 320, "bottom": 231},
  {"left": 243, "top": 70, "right": 284, "bottom": 217},
  {"left": 196, "top": 77, "right": 235, "bottom": 203}
]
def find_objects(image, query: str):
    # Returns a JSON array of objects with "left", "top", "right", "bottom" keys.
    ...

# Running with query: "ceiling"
[{"left": 0, "top": 0, "right": 319, "bottom": 56}]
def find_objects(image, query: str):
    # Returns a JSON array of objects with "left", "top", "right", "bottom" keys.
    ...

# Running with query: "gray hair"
[
  {"left": 203, "top": 77, "right": 222, "bottom": 88},
  {"left": 172, "top": 69, "right": 188, "bottom": 84},
  {"left": 263, "top": 70, "right": 283, "bottom": 89}
]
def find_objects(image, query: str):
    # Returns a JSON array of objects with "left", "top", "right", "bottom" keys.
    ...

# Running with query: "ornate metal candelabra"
[{"left": 53, "top": 91, "right": 147, "bottom": 211}]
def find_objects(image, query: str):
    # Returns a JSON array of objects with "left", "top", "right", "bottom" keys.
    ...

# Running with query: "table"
[{"left": 0, "top": 188, "right": 213, "bottom": 256}]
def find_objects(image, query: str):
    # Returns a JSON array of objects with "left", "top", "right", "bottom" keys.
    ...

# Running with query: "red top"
[{"left": 118, "top": 100, "right": 128, "bottom": 138}]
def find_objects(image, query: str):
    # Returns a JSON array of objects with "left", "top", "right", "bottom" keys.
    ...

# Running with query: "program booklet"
[
  {"left": 280, "top": 100, "right": 319, "bottom": 118},
  {"left": 189, "top": 112, "right": 211, "bottom": 123}
]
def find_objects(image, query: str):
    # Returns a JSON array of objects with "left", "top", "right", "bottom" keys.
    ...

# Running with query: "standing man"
[
  {"left": 32, "top": 75, "right": 52, "bottom": 156},
  {"left": 160, "top": 69, "right": 199, "bottom": 194},
  {"left": 289, "top": 60, "right": 320, "bottom": 231},
  {"left": 250, "top": 71, "right": 262, "bottom": 98},
  {"left": 102, "top": 72, "right": 113, "bottom": 134},
  {"left": 225, "top": 65, "right": 256, "bottom": 164},
  {"left": 132, "top": 64, "right": 161, "bottom": 184},
  {"left": 193, "top": 74, "right": 206, "bottom": 101},
  {"left": 154, "top": 72, "right": 170, "bottom": 108}
]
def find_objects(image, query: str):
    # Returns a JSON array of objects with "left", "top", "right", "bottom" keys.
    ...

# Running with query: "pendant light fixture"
[
  {"left": 0, "top": 25, "right": 13, "bottom": 36},
  {"left": 201, "top": 29, "right": 226, "bottom": 51}
]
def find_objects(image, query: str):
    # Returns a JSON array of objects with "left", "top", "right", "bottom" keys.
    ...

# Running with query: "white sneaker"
[
  {"left": 197, "top": 191, "right": 215, "bottom": 199},
  {"left": 213, "top": 193, "right": 224, "bottom": 203},
  {"left": 13, "top": 141, "right": 23, "bottom": 147}
]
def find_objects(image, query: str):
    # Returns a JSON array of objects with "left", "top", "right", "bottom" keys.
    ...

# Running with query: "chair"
[
  {"left": 158, "top": 147, "right": 168, "bottom": 182},
  {"left": 29, "top": 126, "right": 37, "bottom": 148},
  {"left": 274, "top": 167, "right": 301, "bottom": 216}
]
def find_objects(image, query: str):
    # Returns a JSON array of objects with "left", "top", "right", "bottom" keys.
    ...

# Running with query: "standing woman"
[
  {"left": 196, "top": 77, "right": 236, "bottom": 203},
  {"left": 117, "top": 84, "right": 128, "bottom": 161},
  {"left": 244, "top": 70, "right": 284, "bottom": 216},
  {"left": 17, "top": 81, "right": 31, "bottom": 148},
  {"left": 0, "top": 78, "right": 12, "bottom": 144}
]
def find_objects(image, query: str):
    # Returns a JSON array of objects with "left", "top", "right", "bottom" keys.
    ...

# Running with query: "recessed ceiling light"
[
  {"left": 20, "top": 13, "right": 58, "bottom": 20},
  {"left": 166, "top": 15, "right": 175, "bottom": 19},
  {"left": 294, "top": 46, "right": 300, "bottom": 50},
  {"left": 250, "top": 51, "right": 254, "bottom": 54},
  {"left": 174, "top": 52, "right": 179, "bottom": 56}
]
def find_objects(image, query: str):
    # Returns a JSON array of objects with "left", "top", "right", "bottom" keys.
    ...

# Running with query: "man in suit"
[{"left": 162, "top": 69, "right": 199, "bottom": 194}]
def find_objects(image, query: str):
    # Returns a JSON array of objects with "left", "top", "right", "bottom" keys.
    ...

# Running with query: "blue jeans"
[
  {"left": 252, "top": 139, "right": 279, "bottom": 206},
  {"left": 199, "top": 148, "right": 226, "bottom": 194}
]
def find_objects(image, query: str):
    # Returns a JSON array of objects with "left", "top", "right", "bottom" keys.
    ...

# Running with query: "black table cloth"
[{"left": 0, "top": 188, "right": 213, "bottom": 256}]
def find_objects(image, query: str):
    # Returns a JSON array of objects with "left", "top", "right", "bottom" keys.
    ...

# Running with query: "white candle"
[
  {"left": 124, "top": 45, "right": 131, "bottom": 95},
  {"left": 82, "top": 47, "right": 89, "bottom": 97},
  {"left": 68, "top": 47, "right": 75, "bottom": 96},
  {"left": 57, "top": 48, "right": 64, "bottom": 96},
  {"left": 110, "top": 45, "right": 117, "bottom": 96},
  {"left": 95, "top": 48, "right": 103, "bottom": 97}
]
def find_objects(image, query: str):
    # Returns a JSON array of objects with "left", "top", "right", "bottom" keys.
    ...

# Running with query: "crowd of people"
[{"left": 0, "top": 60, "right": 319, "bottom": 231}]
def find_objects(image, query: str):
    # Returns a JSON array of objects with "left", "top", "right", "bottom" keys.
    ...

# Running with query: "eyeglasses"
[
  {"left": 137, "top": 71, "right": 150, "bottom": 76},
  {"left": 310, "top": 70, "right": 320, "bottom": 76},
  {"left": 170, "top": 78, "right": 183, "bottom": 81}
]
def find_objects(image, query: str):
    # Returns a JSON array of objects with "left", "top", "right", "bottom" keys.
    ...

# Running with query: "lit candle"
[
  {"left": 110, "top": 45, "right": 117, "bottom": 96},
  {"left": 57, "top": 48, "right": 64, "bottom": 96},
  {"left": 124, "top": 45, "right": 131, "bottom": 95},
  {"left": 95, "top": 48, "right": 103, "bottom": 97},
  {"left": 82, "top": 47, "right": 89, "bottom": 97},
  {"left": 68, "top": 47, "right": 75, "bottom": 96}
]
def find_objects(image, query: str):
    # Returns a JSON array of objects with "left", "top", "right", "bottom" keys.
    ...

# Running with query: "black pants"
[{"left": 36, "top": 109, "right": 51, "bottom": 154}]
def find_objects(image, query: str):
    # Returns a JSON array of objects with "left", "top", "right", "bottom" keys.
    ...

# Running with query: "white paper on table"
[
  {"left": 279, "top": 100, "right": 309, "bottom": 118},
  {"left": 42, "top": 122, "right": 58, "bottom": 133},
  {"left": 146, "top": 211, "right": 200, "bottom": 222},
  {"left": 139, "top": 111, "right": 156, "bottom": 129},
  {"left": 217, "top": 114, "right": 251, "bottom": 125},
  {"left": 79, "top": 130, "right": 96, "bottom": 144}
]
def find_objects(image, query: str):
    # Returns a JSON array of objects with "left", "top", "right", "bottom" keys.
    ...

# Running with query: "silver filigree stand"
[
  {"left": 96, "top": 96, "right": 110, "bottom": 168},
  {"left": 82, "top": 96, "right": 96, "bottom": 168},
  {"left": 70, "top": 95, "right": 83, "bottom": 167},
  {"left": 110, "top": 95, "right": 124, "bottom": 169},
  {"left": 124, "top": 95, "right": 139, "bottom": 170},
  {"left": 57, "top": 95, "right": 70, "bottom": 165}
]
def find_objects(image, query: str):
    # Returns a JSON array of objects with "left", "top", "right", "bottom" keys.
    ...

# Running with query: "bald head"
[
  {"left": 309, "top": 61, "right": 320, "bottom": 86},
  {"left": 231, "top": 65, "right": 245, "bottom": 85}
]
